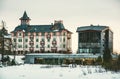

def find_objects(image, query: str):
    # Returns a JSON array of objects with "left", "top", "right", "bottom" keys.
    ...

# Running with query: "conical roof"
[{"left": 20, "top": 11, "right": 30, "bottom": 20}]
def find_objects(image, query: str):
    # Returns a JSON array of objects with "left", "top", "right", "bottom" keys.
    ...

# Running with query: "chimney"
[
  {"left": 90, "top": 24, "right": 93, "bottom": 26},
  {"left": 54, "top": 20, "right": 63, "bottom": 24}
]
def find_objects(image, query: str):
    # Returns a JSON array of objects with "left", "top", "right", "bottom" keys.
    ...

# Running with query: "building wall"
[
  {"left": 11, "top": 30, "right": 72, "bottom": 54},
  {"left": 78, "top": 31, "right": 101, "bottom": 54},
  {"left": 77, "top": 28, "right": 113, "bottom": 55}
]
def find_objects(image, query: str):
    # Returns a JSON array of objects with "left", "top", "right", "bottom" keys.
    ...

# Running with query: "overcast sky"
[{"left": 0, "top": 0, "right": 120, "bottom": 53}]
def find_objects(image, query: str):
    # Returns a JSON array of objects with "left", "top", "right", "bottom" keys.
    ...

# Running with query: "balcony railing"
[
  {"left": 51, "top": 47, "right": 57, "bottom": 50},
  {"left": 29, "top": 47, "right": 34, "bottom": 51},
  {"left": 52, "top": 40, "right": 57, "bottom": 45},
  {"left": 29, "top": 41, "right": 34, "bottom": 45},
  {"left": 40, "top": 41, "right": 45, "bottom": 45},
  {"left": 46, "top": 34, "right": 51, "bottom": 39}
]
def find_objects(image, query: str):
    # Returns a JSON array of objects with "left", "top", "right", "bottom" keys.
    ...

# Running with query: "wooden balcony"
[
  {"left": 52, "top": 40, "right": 57, "bottom": 45},
  {"left": 29, "top": 41, "right": 34, "bottom": 45},
  {"left": 40, "top": 41, "right": 45, "bottom": 45},
  {"left": 46, "top": 34, "right": 51, "bottom": 39},
  {"left": 29, "top": 47, "right": 34, "bottom": 51}
]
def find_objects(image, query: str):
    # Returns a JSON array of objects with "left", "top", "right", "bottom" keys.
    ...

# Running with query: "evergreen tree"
[
  {"left": 11, "top": 59, "right": 16, "bottom": 65},
  {"left": 117, "top": 55, "right": 120, "bottom": 67},
  {"left": 96, "top": 56, "right": 102, "bottom": 65},
  {"left": 103, "top": 48, "right": 112, "bottom": 64}
]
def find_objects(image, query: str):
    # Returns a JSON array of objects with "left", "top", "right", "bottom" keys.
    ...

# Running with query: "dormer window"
[{"left": 19, "top": 33, "right": 22, "bottom": 36}]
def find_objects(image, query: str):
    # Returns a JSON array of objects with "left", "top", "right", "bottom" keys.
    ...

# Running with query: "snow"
[
  {"left": 0, "top": 55, "right": 120, "bottom": 79},
  {"left": 0, "top": 64, "right": 120, "bottom": 79},
  {"left": 8, "top": 55, "right": 25, "bottom": 64}
]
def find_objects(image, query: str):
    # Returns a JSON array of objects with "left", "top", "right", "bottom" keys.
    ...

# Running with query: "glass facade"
[{"left": 78, "top": 31, "right": 101, "bottom": 54}]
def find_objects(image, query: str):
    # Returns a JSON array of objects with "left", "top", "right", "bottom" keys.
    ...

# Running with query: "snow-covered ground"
[
  {"left": 0, "top": 64, "right": 120, "bottom": 79},
  {"left": 8, "top": 55, "right": 24, "bottom": 64},
  {"left": 0, "top": 55, "right": 120, "bottom": 79}
]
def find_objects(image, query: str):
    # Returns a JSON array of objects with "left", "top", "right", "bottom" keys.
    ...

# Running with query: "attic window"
[{"left": 19, "top": 33, "right": 22, "bottom": 36}]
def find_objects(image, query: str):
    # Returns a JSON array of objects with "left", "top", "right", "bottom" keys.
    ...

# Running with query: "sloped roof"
[
  {"left": 20, "top": 11, "right": 30, "bottom": 20},
  {"left": 76, "top": 25, "right": 109, "bottom": 32},
  {"left": 12, "top": 23, "right": 66, "bottom": 33}
]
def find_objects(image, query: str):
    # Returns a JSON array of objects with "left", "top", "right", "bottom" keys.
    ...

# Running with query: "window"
[
  {"left": 36, "top": 38, "right": 39, "bottom": 42},
  {"left": 63, "top": 38, "right": 65, "bottom": 42},
  {"left": 19, "top": 33, "right": 22, "bottom": 36},
  {"left": 13, "top": 38, "right": 16, "bottom": 42},
  {"left": 18, "top": 39, "right": 22, "bottom": 42},
  {"left": 41, "top": 38, "right": 44, "bottom": 41},
  {"left": 18, "top": 45, "right": 22, "bottom": 48},
  {"left": 63, "top": 44, "right": 65, "bottom": 48},
  {"left": 25, "top": 39, "right": 28, "bottom": 42},
  {"left": 36, "top": 45, "right": 39, "bottom": 48},
  {"left": 25, "top": 45, "right": 28, "bottom": 48},
  {"left": 47, "top": 39, "right": 50, "bottom": 42},
  {"left": 48, "top": 45, "right": 50, "bottom": 48}
]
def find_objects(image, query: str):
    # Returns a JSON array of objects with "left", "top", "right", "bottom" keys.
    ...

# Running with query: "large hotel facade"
[
  {"left": 11, "top": 11, "right": 72, "bottom": 55},
  {"left": 77, "top": 25, "right": 113, "bottom": 55}
]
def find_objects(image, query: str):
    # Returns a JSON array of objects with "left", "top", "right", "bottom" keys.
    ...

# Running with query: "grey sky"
[{"left": 0, "top": 0, "right": 120, "bottom": 53}]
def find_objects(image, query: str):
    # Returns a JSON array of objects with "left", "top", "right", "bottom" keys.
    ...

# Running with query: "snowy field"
[
  {"left": 0, "top": 64, "right": 120, "bottom": 79},
  {"left": 0, "top": 55, "right": 120, "bottom": 79}
]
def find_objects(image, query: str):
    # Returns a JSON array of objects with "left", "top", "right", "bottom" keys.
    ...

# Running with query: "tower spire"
[{"left": 20, "top": 11, "right": 31, "bottom": 25}]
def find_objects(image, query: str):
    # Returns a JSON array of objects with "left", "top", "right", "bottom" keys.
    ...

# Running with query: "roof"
[
  {"left": 12, "top": 23, "right": 66, "bottom": 33},
  {"left": 25, "top": 53, "right": 101, "bottom": 59},
  {"left": 76, "top": 25, "right": 109, "bottom": 32},
  {"left": 4, "top": 34, "right": 11, "bottom": 39},
  {"left": 20, "top": 11, "right": 30, "bottom": 20}
]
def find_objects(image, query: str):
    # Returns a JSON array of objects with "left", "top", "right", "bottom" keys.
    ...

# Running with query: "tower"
[{"left": 20, "top": 11, "right": 31, "bottom": 25}]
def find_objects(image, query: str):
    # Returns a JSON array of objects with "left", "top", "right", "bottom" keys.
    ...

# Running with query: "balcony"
[
  {"left": 40, "top": 47, "right": 45, "bottom": 51},
  {"left": 29, "top": 41, "right": 34, "bottom": 45},
  {"left": 29, "top": 35, "right": 34, "bottom": 39},
  {"left": 29, "top": 47, "right": 34, "bottom": 51},
  {"left": 46, "top": 34, "right": 51, "bottom": 39},
  {"left": 40, "top": 41, "right": 45, "bottom": 45},
  {"left": 52, "top": 40, "right": 57, "bottom": 45},
  {"left": 51, "top": 47, "right": 57, "bottom": 50}
]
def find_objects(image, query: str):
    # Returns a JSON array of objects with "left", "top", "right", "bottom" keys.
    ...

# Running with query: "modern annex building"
[
  {"left": 76, "top": 25, "right": 113, "bottom": 55},
  {"left": 11, "top": 11, "right": 72, "bottom": 55}
]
